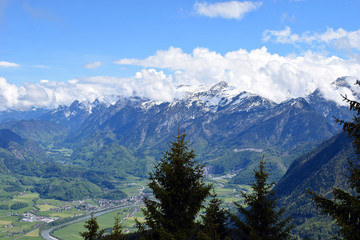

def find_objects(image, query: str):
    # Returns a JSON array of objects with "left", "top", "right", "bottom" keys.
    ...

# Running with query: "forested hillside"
[{"left": 275, "top": 132, "right": 356, "bottom": 238}]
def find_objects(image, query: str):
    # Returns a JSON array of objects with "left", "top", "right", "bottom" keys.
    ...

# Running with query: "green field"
[
  {"left": 0, "top": 177, "right": 146, "bottom": 239},
  {"left": 51, "top": 178, "right": 247, "bottom": 239},
  {"left": 16, "top": 229, "right": 44, "bottom": 240},
  {"left": 0, "top": 192, "right": 39, "bottom": 239},
  {"left": 52, "top": 206, "right": 144, "bottom": 239},
  {"left": 0, "top": 174, "right": 247, "bottom": 239},
  {"left": 0, "top": 191, "right": 89, "bottom": 239}
]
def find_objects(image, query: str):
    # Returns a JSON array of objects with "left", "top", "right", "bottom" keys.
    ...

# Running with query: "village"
[{"left": 15, "top": 183, "right": 145, "bottom": 225}]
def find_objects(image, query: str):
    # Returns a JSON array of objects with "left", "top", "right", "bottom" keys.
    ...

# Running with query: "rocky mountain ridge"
[{"left": 0, "top": 77, "right": 357, "bottom": 182}]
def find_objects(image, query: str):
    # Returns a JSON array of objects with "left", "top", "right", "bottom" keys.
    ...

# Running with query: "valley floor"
[{"left": 0, "top": 176, "right": 245, "bottom": 240}]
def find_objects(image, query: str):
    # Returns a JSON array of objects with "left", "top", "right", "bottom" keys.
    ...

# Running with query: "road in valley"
[
  {"left": 40, "top": 203, "right": 143, "bottom": 240},
  {"left": 41, "top": 184, "right": 145, "bottom": 240}
]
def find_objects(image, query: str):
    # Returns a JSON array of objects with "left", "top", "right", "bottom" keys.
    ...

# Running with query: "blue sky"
[{"left": 0, "top": 0, "right": 360, "bottom": 110}]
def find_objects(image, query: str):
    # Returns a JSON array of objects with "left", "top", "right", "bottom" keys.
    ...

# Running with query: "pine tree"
[
  {"left": 197, "top": 193, "right": 230, "bottom": 240},
  {"left": 137, "top": 131, "right": 212, "bottom": 240},
  {"left": 80, "top": 215, "right": 105, "bottom": 240},
  {"left": 103, "top": 214, "right": 126, "bottom": 240},
  {"left": 231, "top": 157, "right": 294, "bottom": 240},
  {"left": 308, "top": 84, "right": 360, "bottom": 239}
]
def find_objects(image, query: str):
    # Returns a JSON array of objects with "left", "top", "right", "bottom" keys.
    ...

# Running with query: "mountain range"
[
  {"left": 0, "top": 77, "right": 356, "bottom": 183},
  {"left": 0, "top": 76, "right": 358, "bottom": 238}
]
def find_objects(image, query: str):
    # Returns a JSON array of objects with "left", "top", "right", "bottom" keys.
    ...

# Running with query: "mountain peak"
[
  {"left": 210, "top": 81, "right": 228, "bottom": 92},
  {"left": 331, "top": 77, "right": 352, "bottom": 89}
]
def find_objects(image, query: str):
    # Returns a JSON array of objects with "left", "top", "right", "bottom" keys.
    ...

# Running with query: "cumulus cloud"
[
  {"left": 0, "top": 68, "right": 179, "bottom": 110},
  {"left": 194, "top": 1, "right": 262, "bottom": 19},
  {"left": 1, "top": 47, "right": 360, "bottom": 110},
  {"left": 84, "top": 61, "right": 102, "bottom": 69},
  {"left": 0, "top": 77, "right": 20, "bottom": 109},
  {"left": 115, "top": 46, "right": 360, "bottom": 105},
  {"left": 263, "top": 27, "right": 360, "bottom": 51},
  {"left": 0, "top": 61, "right": 20, "bottom": 67}
]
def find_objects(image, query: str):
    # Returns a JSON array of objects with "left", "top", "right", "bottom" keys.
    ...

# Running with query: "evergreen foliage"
[
  {"left": 273, "top": 131, "right": 356, "bottom": 238},
  {"left": 10, "top": 202, "right": 28, "bottom": 210},
  {"left": 0, "top": 204, "right": 9, "bottom": 210},
  {"left": 231, "top": 157, "right": 294, "bottom": 240},
  {"left": 80, "top": 214, "right": 126, "bottom": 240},
  {"left": 197, "top": 193, "right": 230, "bottom": 240},
  {"left": 308, "top": 82, "right": 360, "bottom": 239},
  {"left": 34, "top": 178, "right": 104, "bottom": 201},
  {"left": 103, "top": 214, "right": 126, "bottom": 240},
  {"left": 137, "top": 131, "right": 212, "bottom": 240},
  {"left": 80, "top": 215, "right": 105, "bottom": 240},
  {"left": 103, "top": 189, "right": 127, "bottom": 200}
]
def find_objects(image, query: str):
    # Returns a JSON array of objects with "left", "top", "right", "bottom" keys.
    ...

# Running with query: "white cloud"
[
  {"left": 194, "top": 1, "right": 262, "bottom": 19},
  {"left": 84, "top": 61, "right": 102, "bottom": 69},
  {"left": 0, "top": 77, "right": 20, "bottom": 110},
  {"left": 0, "top": 68, "right": 178, "bottom": 110},
  {"left": 116, "top": 46, "right": 360, "bottom": 105},
  {"left": 0, "top": 61, "right": 20, "bottom": 67},
  {"left": 262, "top": 26, "right": 298, "bottom": 44},
  {"left": 263, "top": 27, "right": 360, "bottom": 51},
  {"left": 1, "top": 47, "right": 360, "bottom": 111}
]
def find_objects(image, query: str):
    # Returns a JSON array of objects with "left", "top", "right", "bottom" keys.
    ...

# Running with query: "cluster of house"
[
  {"left": 20, "top": 212, "right": 59, "bottom": 223},
  {"left": 37, "top": 198, "right": 127, "bottom": 214}
]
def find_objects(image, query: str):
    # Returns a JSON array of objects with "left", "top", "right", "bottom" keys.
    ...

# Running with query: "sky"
[{"left": 0, "top": 0, "right": 360, "bottom": 110}]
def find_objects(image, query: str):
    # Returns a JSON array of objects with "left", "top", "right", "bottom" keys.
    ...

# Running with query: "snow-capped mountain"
[
  {"left": 306, "top": 77, "right": 356, "bottom": 129},
  {"left": 0, "top": 77, "right": 357, "bottom": 183}
]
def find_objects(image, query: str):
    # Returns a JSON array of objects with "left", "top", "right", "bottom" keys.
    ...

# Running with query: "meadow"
[{"left": 52, "top": 177, "right": 247, "bottom": 239}]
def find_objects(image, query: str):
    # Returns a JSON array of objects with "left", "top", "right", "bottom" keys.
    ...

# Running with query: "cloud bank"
[
  {"left": 0, "top": 69, "right": 178, "bottom": 111},
  {"left": 115, "top": 47, "right": 360, "bottom": 104},
  {"left": 1, "top": 47, "right": 360, "bottom": 111},
  {"left": 194, "top": 1, "right": 262, "bottom": 19}
]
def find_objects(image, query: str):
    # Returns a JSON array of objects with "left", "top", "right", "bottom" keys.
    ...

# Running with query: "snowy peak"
[
  {"left": 38, "top": 78, "right": 358, "bottom": 133},
  {"left": 47, "top": 81, "right": 278, "bottom": 123},
  {"left": 209, "top": 80, "right": 229, "bottom": 93},
  {"left": 174, "top": 81, "right": 276, "bottom": 114},
  {"left": 331, "top": 76, "right": 352, "bottom": 89}
]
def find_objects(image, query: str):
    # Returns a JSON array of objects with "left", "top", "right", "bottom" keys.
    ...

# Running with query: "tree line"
[{"left": 80, "top": 82, "right": 360, "bottom": 240}]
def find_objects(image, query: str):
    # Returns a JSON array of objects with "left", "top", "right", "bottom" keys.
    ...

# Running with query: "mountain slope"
[
  {"left": 0, "top": 128, "right": 47, "bottom": 162},
  {"left": 0, "top": 79, "right": 355, "bottom": 184},
  {"left": 0, "top": 108, "right": 48, "bottom": 124},
  {"left": 0, "top": 120, "right": 69, "bottom": 145},
  {"left": 275, "top": 132, "right": 356, "bottom": 239},
  {"left": 30, "top": 81, "right": 342, "bottom": 182},
  {"left": 0, "top": 128, "right": 127, "bottom": 201}
]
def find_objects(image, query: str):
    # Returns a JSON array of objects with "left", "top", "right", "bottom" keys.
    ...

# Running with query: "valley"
[
  {"left": 0, "top": 178, "right": 144, "bottom": 239},
  {"left": 1, "top": 0, "right": 359, "bottom": 238},
  {"left": 0, "top": 175, "right": 245, "bottom": 239},
  {"left": 0, "top": 78, "right": 358, "bottom": 239},
  {"left": 50, "top": 176, "right": 248, "bottom": 240}
]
